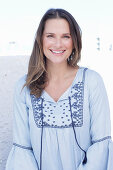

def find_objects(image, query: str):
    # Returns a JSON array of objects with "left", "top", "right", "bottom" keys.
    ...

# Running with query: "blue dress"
[{"left": 6, "top": 67, "right": 113, "bottom": 170}]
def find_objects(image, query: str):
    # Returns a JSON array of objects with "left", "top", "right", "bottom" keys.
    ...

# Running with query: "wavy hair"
[{"left": 24, "top": 8, "right": 82, "bottom": 98}]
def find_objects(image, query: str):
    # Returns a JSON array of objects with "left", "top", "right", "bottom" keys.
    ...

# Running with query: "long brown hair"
[{"left": 24, "top": 8, "right": 82, "bottom": 98}]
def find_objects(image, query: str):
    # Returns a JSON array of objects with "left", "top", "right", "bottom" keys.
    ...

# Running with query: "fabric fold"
[
  {"left": 77, "top": 139, "right": 113, "bottom": 170},
  {"left": 6, "top": 145, "right": 39, "bottom": 170}
]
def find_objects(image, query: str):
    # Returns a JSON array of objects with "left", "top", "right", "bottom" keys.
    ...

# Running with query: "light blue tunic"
[{"left": 6, "top": 67, "right": 113, "bottom": 170}]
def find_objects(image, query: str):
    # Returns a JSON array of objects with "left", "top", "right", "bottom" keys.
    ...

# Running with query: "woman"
[{"left": 6, "top": 8, "right": 113, "bottom": 170}]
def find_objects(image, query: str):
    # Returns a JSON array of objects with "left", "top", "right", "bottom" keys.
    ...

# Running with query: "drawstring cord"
[
  {"left": 40, "top": 98, "right": 44, "bottom": 170},
  {"left": 40, "top": 96, "right": 87, "bottom": 170},
  {"left": 68, "top": 96, "right": 87, "bottom": 165}
]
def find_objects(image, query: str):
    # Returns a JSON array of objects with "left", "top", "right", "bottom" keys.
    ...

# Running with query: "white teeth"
[{"left": 51, "top": 50, "right": 64, "bottom": 54}]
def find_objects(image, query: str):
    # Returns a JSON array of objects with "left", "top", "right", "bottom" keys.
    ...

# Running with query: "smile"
[{"left": 50, "top": 49, "right": 65, "bottom": 54}]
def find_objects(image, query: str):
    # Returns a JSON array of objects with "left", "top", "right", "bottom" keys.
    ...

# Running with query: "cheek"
[
  {"left": 65, "top": 41, "right": 73, "bottom": 49},
  {"left": 43, "top": 38, "right": 54, "bottom": 49},
  {"left": 43, "top": 39, "right": 47, "bottom": 48},
  {"left": 43, "top": 40, "right": 52, "bottom": 55}
]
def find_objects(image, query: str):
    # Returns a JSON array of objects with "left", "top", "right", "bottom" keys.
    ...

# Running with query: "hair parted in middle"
[{"left": 24, "top": 8, "right": 82, "bottom": 98}]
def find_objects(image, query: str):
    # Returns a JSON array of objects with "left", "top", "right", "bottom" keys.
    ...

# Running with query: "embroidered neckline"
[
  {"left": 31, "top": 81, "right": 84, "bottom": 128},
  {"left": 31, "top": 68, "right": 88, "bottom": 128}
]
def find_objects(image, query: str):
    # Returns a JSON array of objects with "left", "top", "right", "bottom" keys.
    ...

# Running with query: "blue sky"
[{"left": 0, "top": 0, "right": 113, "bottom": 55}]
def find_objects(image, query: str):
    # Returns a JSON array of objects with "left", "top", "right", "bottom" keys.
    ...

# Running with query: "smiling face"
[{"left": 42, "top": 18, "right": 73, "bottom": 65}]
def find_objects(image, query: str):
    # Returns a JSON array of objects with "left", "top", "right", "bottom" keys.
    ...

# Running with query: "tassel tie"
[{"left": 82, "top": 152, "right": 87, "bottom": 165}]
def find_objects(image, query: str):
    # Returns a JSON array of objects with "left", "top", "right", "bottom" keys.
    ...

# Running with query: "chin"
[{"left": 50, "top": 58, "right": 67, "bottom": 64}]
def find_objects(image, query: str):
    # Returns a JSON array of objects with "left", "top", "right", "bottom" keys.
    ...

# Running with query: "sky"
[{"left": 0, "top": 0, "right": 113, "bottom": 55}]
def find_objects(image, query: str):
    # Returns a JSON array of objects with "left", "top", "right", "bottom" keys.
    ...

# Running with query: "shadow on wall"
[{"left": 0, "top": 55, "right": 29, "bottom": 170}]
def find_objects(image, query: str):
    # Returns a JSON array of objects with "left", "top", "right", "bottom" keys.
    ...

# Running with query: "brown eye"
[
  {"left": 63, "top": 36, "right": 70, "bottom": 39},
  {"left": 47, "top": 35, "right": 53, "bottom": 38}
]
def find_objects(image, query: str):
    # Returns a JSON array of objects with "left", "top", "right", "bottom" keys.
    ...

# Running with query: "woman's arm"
[
  {"left": 78, "top": 70, "right": 113, "bottom": 170},
  {"left": 6, "top": 76, "right": 39, "bottom": 170}
]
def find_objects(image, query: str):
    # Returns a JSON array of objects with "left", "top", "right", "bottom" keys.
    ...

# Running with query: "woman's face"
[{"left": 42, "top": 18, "right": 73, "bottom": 65}]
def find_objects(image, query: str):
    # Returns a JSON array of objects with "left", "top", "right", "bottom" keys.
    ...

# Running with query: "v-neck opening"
[{"left": 42, "top": 66, "right": 82, "bottom": 103}]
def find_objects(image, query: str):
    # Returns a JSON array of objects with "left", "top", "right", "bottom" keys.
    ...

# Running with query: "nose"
[{"left": 55, "top": 38, "right": 62, "bottom": 48}]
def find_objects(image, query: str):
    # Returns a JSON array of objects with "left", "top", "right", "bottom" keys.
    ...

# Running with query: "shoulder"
[
  {"left": 14, "top": 75, "right": 28, "bottom": 102},
  {"left": 83, "top": 67, "right": 105, "bottom": 91},
  {"left": 85, "top": 67, "right": 104, "bottom": 84},
  {"left": 15, "top": 74, "right": 27, "bottom": 89},
  {"left": 85, "top": 67, "right": 103, "bottom": 81}
]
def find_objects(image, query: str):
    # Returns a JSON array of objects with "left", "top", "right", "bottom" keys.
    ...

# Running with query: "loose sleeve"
[
  {"left": 5, "top": 76, "right": 39, "bottom": 170},
  {"left": 78, "top": 71, "right": 113, "bottom": 170}
]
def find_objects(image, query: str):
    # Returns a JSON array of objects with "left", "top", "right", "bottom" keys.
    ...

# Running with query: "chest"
[
  {"left": 44, "top": 78, "right": 76, "bottom": 102},
  {"left": 31, "top": 81, "right": 84, "bottom": 128}
]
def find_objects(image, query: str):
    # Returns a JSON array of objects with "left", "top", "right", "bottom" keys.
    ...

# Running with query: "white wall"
[{"left": 0, "top": 55, "right": 29, "bottom": 170}]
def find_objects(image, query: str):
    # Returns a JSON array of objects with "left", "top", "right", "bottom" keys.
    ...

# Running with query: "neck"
[{"left": 46, "top": 61, "right": 71, "bottom": 81}]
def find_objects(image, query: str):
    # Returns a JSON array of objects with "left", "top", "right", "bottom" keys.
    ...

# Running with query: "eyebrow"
[{"left": 45, "top": 33, "right": 71, "bottom": 35}]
